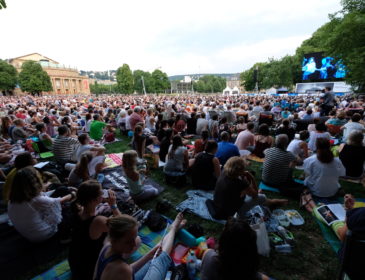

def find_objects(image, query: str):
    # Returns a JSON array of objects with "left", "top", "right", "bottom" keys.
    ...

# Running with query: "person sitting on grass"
[
  {"left": 262, "top": 134, "right": 304, "bottom": 198},
  {"left": 287, "top": 130, "right": 310, "bottom": 165},
  {"left": 35, "top": 123, "right": 53, "bottom": 151},
  {"left": 3, "top": 152, "right": 36, "bottom": 203},
  {"left": 304, "top": 138, "right": 345, "bottom": 200},
  {"left": 193, "top": 129, "right": 209, "bottom": 156},
  {"left": 164, "top": 135, "right": 189, "bottom": 176},
  {"left": 93, "top": 212, "right": 186, "bottom": 280},
  {"left": 8, "top": 166, "right": 76, "bottom": 243},
  {"left": 68, "top": 152, "right": 94, "bottom": 187},
  {"left": 68, "top": 180, "right": 121, "bottom": 280},
  {"left": 252, "top": 124, "right": 274, "bottom": 158},
  {"left": 74, "top": 133, "right": 106, "bottom": 162},
  {"left": 191, "top": 140, "right": 221, "bottom": 190},
  {"left": 339, "top": 131, "right": 365, "bottom": 178},
  {"left": 201, "top": 217, "right": 272, "bottom": 280},
  {"left": 212, "top": 156, "right": 287, "bottom": 220},
  {"left": 89, "top": 114, "right": 108, "bottom": 141},
  {"left": 123, "top": 150, "right": 159, "bottom": 202},
  {"left": 307, "top": 122, "right": 331, "bottom": 152},
  {"left": 215, "top": 131, "right": 240, "bottom": 166}
]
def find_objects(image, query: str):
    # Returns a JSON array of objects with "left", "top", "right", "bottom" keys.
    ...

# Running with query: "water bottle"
[{"left": 186, "top": 250, "right": 197, "bottom": 280}]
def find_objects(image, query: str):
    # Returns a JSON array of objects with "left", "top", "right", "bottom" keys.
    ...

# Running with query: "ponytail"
[{"left": 75, "top": 152, "right": 93, "bottom": 180}]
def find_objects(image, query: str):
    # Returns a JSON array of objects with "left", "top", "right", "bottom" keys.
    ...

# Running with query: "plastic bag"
[{"left": 251, "top": 220, "right": 270, "bottom": 257}]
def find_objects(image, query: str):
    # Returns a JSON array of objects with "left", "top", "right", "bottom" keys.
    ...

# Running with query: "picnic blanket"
[
  {"left": 104, "top": 153, "right": 123, "bottom": 168},
  {"left": 100, "top": 166, "right": 165, "bottom": 201},
  {"left": 32, "top": 220, "right": 197, "bottom": 280},
  {"left": 176, "top": 190, "right": 226, "bottom": 224}
]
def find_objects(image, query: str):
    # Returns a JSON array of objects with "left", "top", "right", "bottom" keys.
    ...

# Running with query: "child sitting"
[{"left": 122, "top": 150, "right": 159, "bottom": 202}]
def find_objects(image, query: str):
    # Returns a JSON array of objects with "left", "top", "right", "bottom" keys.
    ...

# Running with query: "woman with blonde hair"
[
  {"left": 123, "top": 150, "right": 159, "bottom": 201},
  {"left": 211, "top": 156, "right": 286, "bottom": 220},
  {"left": 94, "top": 212, "right": 186, "bottom": 280}
]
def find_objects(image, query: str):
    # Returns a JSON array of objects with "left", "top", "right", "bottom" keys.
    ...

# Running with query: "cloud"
[{"left": 0, "top": 0, "right": 342, "bottom": 75}]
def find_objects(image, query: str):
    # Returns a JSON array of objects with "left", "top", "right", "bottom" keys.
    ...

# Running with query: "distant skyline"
[{"left": 0, "top": 0, "right": 342, "bottom": 75}]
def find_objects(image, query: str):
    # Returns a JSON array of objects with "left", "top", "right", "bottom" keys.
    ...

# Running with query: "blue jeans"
[{"left": 134, "top": 252, "right": 172, "bottom": 280}]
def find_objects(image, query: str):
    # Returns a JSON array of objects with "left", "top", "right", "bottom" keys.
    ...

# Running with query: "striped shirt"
[
  {"left": 52, "top": 135, "right": 80, "bottom": 162},
  {"left": 262, "top": 147, "right": 295, "bottom": 186}
]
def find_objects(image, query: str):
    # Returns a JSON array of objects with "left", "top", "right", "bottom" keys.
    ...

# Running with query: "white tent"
[
  {"left": 223, "top": 86, "right": 232, "bottom": 95},
  {"left": 266, "top": 87, "right": 277, "bottom": 95},
  {"left": 232, "top": 86, "right": 239, "bottom": 94}
]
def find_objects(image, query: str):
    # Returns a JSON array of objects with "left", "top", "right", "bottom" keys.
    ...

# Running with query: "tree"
[
  {"left": 194, "top": 75, "right": 226, "bottom": 93},
  {"left": 18, "top": 61, "right": 52, "bottom": 95},
  {"left": 0, "top": 0, "right": 6, "bottom": 9},
  {"left": 0, "top": 60, "right": 17, "bottom": 93},
  {"left": 133, "top": 70, "right": 153, "bottom": 93},
  {"left": 325, "top": 6, "right": 365, "bottom": 91},
  {"left": 151, "top": 69, "right": 169, "bottom": 93},
  {"left": 116, "top": 64, "right": 134, "bottom": 94}
]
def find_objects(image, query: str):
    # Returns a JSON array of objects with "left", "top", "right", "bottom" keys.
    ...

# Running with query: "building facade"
[{"left": 9, "top": 53, "right": 90, "bottom": 95}]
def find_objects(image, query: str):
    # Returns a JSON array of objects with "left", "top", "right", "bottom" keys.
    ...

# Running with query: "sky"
[{"left": 0, "top": 0, "right": 342, "bottom": 75}]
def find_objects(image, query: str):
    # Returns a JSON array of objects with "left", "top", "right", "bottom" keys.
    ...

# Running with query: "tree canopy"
[
  {"left": 151, "top": 69, "right": 169, "bottom": 93},
  {"left": 240, "top": 0, "right": 365, "bottom": 92},
  {"left": 0, "top": 60, "right": 17, "bottom": 92},
  {"left": 195, "top": 75, "right": 226, "bottom": 93},
  {"left": 0, "top": 0, "right": 6, "bottom": 9},
  {"left": 18, "top": 61, "right": 52, "bottom": 95},
  {"left": 116, "top": 64, "right": 134, "bottom": 94}
]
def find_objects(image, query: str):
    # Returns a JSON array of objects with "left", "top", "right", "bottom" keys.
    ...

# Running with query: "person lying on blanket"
[
  {"left": 212, "top": 156, "right": 287, "bottom": 220},
  {"left": 201, "top": 217, "right": 273, "bottom": 280},
  {"left": 94, "top": 212, "right": 187, "bottom": 280}
]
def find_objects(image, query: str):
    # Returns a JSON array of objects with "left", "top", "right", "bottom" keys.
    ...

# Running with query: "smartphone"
[
  {"left": 102, "top": 189, "right": 109, "bottom": 198},
  {"left": 182, "top": 208, "right": 189, "bottom": 215}
]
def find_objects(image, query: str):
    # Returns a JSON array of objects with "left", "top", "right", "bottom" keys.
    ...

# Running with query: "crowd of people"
[{"left": 1, "top": 88, "right": 365, "bottom": 279}]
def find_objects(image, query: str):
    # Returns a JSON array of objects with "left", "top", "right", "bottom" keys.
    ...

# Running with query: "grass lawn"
[{"left": 26, "top": 132, "right": 365, "bottom": 280}]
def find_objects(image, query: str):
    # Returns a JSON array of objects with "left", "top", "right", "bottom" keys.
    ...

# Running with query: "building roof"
[{"left": 10, "top": 53, "right": 59, "bottom": 64}]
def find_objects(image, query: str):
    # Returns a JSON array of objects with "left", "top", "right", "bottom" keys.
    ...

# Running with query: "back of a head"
[
  {"left": 107, "top": 215, "right": 138, "bottom": 242},
  {"left": 134, "top": 125, "right": 143, "bottom": 134},
  {"left": 172, "top": 135, "right": 183, "bottom": 148},
  {"left": 348, "top": 130, "right": 364, "bottom": 146},
  {"left": 247, "top": 122, "right": 254, "bottom": 131},
  {"left": 352, "top": 113, "right": 361, "bottom": 122},
  {"left": 282, "top": 119, "right": 290, "bottom": 127},
  {"left": 14, "top": 152, "right": 34, "bottom": 169},
  {"left": 93, "top": 114, "right": 100, "bottom": 121},
  {"left": 258, "top": 124, "right": 269, "bottom": 136},
  {"left": 58, "top": 125, "right": 69, "bottom": 136},
  {"left": 10, "top": 166, "right": 42, "bottom": 203},
  {"left": 316, "top": 138, "right": 333, "bottom": 163},
  {"left": 201, "top": 130, "right": 209, "bottom": 140},
  {"left": 205, "top": 140, "right": 218, "bottom": 154},
  {"left": 78, "top": 133, "right": 89, "bottom": 144},
  {"left": 275, "top": 134, "right": 289, "bottom": 150},
  {"left": 315, "top": 123, "right": 327, "bottom": 132},
  {"left": 122, "top": 150, "right": 138, "bottom": 169},
  {"left": 218, "top": 217, "right": 259, "bottom": 279},
  {"left": 76, "top": 180, "right": 102, "bottom": 207},
  {"left": 299, "top": 130, "right": 310, "bottom": 141},
  {"left": 220, "top": 131, "right": 230, "bottom": 141},
  {"left": 223, "top": 156, "right": 246, "bottom": 179}
]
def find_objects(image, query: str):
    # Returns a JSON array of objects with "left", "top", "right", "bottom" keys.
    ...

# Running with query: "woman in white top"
[
  {"left": 303, "top": 138, "right": 345, "bottom": 198},
  {"left": 287, "top": 130, "right": 309, "bottom": 165},
  {"left": 308, "top": 123, "right": 331, "bottom": 151},
  {"left": 164, "top": 135, "right": 189, "bottom": 175},
  {"left": 8, "top": 166, "right": 75, "bottom": 242},
  {"left": 145, "top": 108, "right": 156, "bottom": 132}
]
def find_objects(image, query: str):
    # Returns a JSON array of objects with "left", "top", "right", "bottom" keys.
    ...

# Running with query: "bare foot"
[{"left": 170, "top": 212, "right": 187, "bottom": 232}]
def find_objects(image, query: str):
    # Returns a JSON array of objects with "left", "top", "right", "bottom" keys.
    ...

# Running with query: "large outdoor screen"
[{"left": 302, "top": 52, "right": 346, "bottom": 81}]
